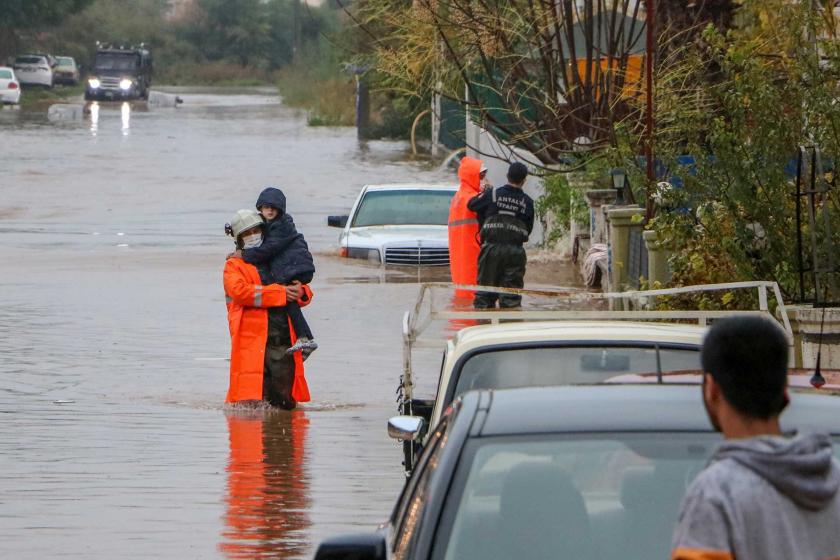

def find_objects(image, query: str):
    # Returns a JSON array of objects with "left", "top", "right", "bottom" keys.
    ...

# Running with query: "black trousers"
[
  {"left": 474, "top": 243, "right": 527, "bottom": 309},
  {"left": 277, "top": 272, "right": 314, "bottom": 340},
  {"left": 263, "top": 309, "right": 296, "bottom": 409}
]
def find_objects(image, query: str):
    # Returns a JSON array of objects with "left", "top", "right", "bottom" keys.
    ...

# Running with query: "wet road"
[{"left": 0, "top": 88, "right": 579, "bottom": 558}]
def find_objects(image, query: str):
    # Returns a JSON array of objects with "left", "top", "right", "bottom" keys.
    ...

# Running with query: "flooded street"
[{"left": 0, "top": 88, "right": 579, "bottom": 558}]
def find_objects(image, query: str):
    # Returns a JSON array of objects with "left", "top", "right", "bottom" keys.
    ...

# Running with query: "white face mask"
[{"left": 241, "top": 232, "right": 262, "bottom": 249}]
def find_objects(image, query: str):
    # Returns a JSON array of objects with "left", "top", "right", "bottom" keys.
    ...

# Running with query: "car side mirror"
[
  {"left": 314, "top": 533, "right": 386, "bottom": 560},
  {"left": 327, "top": 215, "right": 349, "bottom": 228},
  {"left": 388, "top": 415, "right": 425, "bottom": 442}
]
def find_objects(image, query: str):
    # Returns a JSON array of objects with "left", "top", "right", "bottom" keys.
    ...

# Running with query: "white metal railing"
[{"left": 399, "top": 281, "right": 792, "bottom": 407}]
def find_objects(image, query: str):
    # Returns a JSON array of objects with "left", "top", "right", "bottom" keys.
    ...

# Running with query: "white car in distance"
[
  {"left": 13, "top": 55, "right": 53, "bottom": 88},
  {"left": 0, "top": 67, "right": 21, "bottom": 104},
  {"left": 328, "top": 184, "right": 457, "bottom": 265}
]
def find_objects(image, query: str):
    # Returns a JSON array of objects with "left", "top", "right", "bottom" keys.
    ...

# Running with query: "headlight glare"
[
  {"left": 88, "top": 78, "right": 100, "bottom": 88},
  {"left": 119, "top": 78, "right": 133, "bottom": 90}
]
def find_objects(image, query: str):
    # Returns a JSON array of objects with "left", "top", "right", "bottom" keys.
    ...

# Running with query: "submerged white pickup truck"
[{"left": 391, "top": 281, "right": 795, "bottom": 474}]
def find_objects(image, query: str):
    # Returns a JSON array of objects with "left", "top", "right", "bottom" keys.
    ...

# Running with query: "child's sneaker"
[{"left": 286, "top": 337, "right": 318, "bottom": 356}]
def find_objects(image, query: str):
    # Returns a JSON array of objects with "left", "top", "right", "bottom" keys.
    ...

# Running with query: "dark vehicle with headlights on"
[
  {"left": 314, "top": 385, "right": 840, "bottom": 560},
  {"left": 85, "top": 44, "right": 152, "bottom": 101}
]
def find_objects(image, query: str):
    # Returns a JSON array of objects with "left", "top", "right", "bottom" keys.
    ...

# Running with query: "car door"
[{"left": 390, "top": 414, "right": 454, "bottom": 560}]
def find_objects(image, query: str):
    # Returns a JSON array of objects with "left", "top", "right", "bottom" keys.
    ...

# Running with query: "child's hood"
[{"left": 256, "top": 187, "right": 287, "bottom": 214}]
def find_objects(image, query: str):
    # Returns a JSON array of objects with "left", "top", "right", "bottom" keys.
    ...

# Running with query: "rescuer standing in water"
[
  {"left": 223, "top": 209, "right": 313, "bottom": 409},
  {"left": 448, "top": 156, "right": 486, "bottom": 300},
  {"left": 467, "top": 162, "right": 534, "bottom": 309}
]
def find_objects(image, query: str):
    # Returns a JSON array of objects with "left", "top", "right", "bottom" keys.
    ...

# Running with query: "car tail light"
[
  {"left": 339, "top": 247, "right": 348, "bottom": 258},
  {"left": 8, "top": 82, "right": 18, "bottom": 89}
]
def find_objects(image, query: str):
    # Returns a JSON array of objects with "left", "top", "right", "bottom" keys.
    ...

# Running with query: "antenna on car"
[{"left": 810, "top": 290, "right": 828, "bottom": 389}]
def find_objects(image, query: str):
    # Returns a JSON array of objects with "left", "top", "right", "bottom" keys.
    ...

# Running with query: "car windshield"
[
  {"left": 351, "top": 189, "right": 453, "bottom": 227},
  {"left": 15, "top": 57, "right": 43, "bottom": 65},
  {"left": 56, "top": 58, "right": 74, "bottom": 67},
  {"left": 95, "top": 53, "right": 139, "bottom": 70},
  {"left": 0, "top": 70, "right": 12, "bottom": 79},
  {"left": 453, "top": 345, "right": 700, "bottom": 399},
  {"left": 433, "top": 432, "right": 840, "bottom": 560}
]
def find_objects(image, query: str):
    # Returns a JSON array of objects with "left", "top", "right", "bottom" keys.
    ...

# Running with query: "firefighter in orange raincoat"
[
  {"left": 224, "top": 209, "right": 312, "bottom": 409},
  {"left": 448, "top": 157, "right": 486, "bottom": 299}
]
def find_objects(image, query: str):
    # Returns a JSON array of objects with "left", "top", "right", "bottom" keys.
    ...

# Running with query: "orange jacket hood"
[{"left": 458, "top": 156, "right": 482, "bottom": 195}]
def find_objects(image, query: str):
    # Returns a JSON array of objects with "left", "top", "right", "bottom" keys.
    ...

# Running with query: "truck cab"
[{"left": 85, "top": 44, "right": 152, "bottom": 101}]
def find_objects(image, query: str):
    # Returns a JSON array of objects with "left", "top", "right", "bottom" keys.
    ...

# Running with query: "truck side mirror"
[
  {"left": 388, "top": 415, "right": 425, "bottom": 442},
  {"left": 314, "top": 534, "right": 386, "bottom": 560}
]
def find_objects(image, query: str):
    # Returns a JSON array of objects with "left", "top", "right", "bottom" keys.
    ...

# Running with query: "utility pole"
[
  {"left": 644, "top": 0, "right": 655, "bottom": 221},
  {"left": 293, "top": 0, "right": 301, "bottom": 64}
]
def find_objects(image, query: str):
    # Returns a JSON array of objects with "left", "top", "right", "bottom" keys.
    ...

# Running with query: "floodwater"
[{"left": 0, "top": 87, "right": 581, "bottom": 558}]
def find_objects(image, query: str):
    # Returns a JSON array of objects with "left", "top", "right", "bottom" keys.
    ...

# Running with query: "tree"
[
  {"left": 647, "top": 0, "right": 840, "bottom": 303},
  {"left": 195, "top": 0, "right": 271, "bottom": 66},
  {"left": 352, "top": 0, "right": 648, "bottom": 169},
  {"left": 0, "top": 0, "right": 93, "bottom": 60}
]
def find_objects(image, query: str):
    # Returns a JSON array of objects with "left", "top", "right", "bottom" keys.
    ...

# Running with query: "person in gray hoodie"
[{"left": 671, "top": 316, "right": 840, "bottom": 560}]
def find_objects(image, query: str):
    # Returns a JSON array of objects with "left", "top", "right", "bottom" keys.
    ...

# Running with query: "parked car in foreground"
[
  {"left": 0, "top": 67, "right": 21, "bottom": 105},
  {"left": 12, "top": 54, "right": 54, "bottom": 88},
  {"left": 53, "top": 56, "right": 80, "bottom": 85},
  {"left": 315, "top": 385, "right": 840, "bottom": 560},
  {"left": 328, "top": 184, "right": 457, "bottom": 266}
]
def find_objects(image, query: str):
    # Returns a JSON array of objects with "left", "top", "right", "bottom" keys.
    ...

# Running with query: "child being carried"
[{"left": 238, "top": 187, "right": 317, "bottom": 358}]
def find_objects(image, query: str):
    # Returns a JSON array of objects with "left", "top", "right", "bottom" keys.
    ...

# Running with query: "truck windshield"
[
  {"left": 453, "top": 345, "right": 700, "bottom": 399},
  {"left": 352, "top": 190, "right": 453, "bottom": 227},
  {"left": 95, "top": 53, "right": 139, "bottom": 71}
]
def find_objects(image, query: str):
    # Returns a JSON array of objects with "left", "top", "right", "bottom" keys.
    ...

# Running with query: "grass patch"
[
  {"left": 155, "top": 62, "right": 278, "bottom": 87},
  {"left": 276, "top": 65, "right": 355, "bottom": 127},
  {"left": 19, "top": 84, "right": 85, "bottom": 109}
]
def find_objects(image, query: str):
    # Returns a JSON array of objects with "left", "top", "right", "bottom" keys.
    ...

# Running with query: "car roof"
[
  {"left": 451, "top": 321, "right": 707, "bottom": 350},
  {"left": 474, "top": 385, "right": 840, "bottom": 436},
  {"left": 363, "top": 183, "right": 457, "bottom": 192},
  {"left": 0, "top": 67, "right": 14, "bottom": 72}
]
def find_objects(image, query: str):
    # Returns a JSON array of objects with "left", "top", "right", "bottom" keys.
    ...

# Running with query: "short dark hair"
[
  {"left": 701, "top": 316, "right": 789, "bottom": 419},
  {"left": 507, "top": 162, "right": 528, "bottom": 184}
]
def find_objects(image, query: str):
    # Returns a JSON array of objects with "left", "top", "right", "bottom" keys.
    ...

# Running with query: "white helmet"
[{"left": 225, "top": 209, "right": 263, "bottom": 239}]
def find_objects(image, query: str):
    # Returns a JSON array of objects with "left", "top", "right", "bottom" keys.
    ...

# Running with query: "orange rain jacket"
[
  {"left": 223, "top": 258, "right": 313, "bottom": 404},
  {"left": 448, "top": 157, "right": 483, "bottom": 292}
]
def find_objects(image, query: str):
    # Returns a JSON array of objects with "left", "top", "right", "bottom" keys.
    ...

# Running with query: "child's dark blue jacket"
[{"left": 242, "top": 187, "right": 315, "bottom": 284}]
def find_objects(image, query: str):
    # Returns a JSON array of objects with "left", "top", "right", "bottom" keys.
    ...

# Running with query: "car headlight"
[
  {"left": 346, "top": 248, "right": 381, "bottom": 262},
  {"left": 119, "top": 78, "right": 133, "bottom": 91},
  {"left": 88, "top": 78, "right": 100, "bottom": 88}
]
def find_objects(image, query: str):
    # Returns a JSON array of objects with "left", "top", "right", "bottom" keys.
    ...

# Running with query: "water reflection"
[
  {"left": 121, "top": 102, "right": 131, "bottom": 134},
  {"left": 221, "top": 410, "right": 311, "bottom": 558},
  {"left": 89, "top": 101, "right": 99, "bottom": 135}
]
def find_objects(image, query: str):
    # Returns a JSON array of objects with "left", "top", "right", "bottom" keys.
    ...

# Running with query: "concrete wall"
[{"left": 465, "top": 118, "right": 546, "bottom": 246}]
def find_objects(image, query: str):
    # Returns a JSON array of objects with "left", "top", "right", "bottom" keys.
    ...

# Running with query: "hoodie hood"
[
  {"left": 458, "top": 157, "right": 482, "bottom": 195},
  {"left": 256, "top": 187, "right": 287, "bottom": 214},
  {"left": 714, "top": 432, "right": 840, "bottom": 510}
]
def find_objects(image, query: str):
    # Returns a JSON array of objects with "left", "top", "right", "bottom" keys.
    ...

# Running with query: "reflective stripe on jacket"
[
  {"left": 223, "top": 258, "right": 312, "bottom": 403},
  {"left": 448, "top": 156, "right": 482, "bottom": 289}
]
